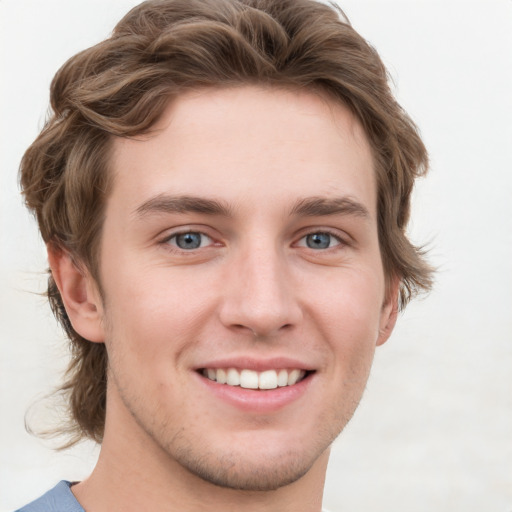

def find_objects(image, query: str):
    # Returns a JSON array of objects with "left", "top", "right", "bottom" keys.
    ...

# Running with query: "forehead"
[{"left": 109, "top": 85, "right": 376, "bottom": 218}]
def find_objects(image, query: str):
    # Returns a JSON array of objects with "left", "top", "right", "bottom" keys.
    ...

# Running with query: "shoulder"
[{"left": 14, "top": 481, "right": 84, "bottom": 512}]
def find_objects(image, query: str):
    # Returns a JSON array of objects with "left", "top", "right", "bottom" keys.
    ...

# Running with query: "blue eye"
[
  {"left": 301, "top": 232, "right": 340, "bottom": 249},
  {"left": 169, "top": 232, "right": 211, "bottom": 250}
]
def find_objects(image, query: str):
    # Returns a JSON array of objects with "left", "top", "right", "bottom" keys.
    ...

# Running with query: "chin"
[
  {"left": 174, "top": 446, "right": 321, "bottom": 491},
  {"left": 162, "top": 423, "right": 338, "bottom": 492}
]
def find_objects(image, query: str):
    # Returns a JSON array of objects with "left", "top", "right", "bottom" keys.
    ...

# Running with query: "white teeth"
[
  {"left": 226, "top": 368, "right": 240, "bottom": 386},
  {"left": 277, "top": 369, "right": 288, "bottom": 387},
  {"left": 259, "top": 370, "right": 278, "bottom": 390},
  {"left": 288, "top": 369, "right": 301, "bottom": 386},
  {"left": 240, "top": 369, "right": 259, "bottom": 389},
  {"left": 216, "top": 368, "right": 227, "bottom": 384},
  {"left": 203, "top": 368, "right": 308, "bottom": 389}
]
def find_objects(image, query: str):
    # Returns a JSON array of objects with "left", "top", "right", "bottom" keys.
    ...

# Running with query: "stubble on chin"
[{"left": 137, "top": 408, "right": 349, "bottom": 493}]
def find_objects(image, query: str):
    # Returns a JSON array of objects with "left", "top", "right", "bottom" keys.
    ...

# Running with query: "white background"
[{"left": 1, "top": 1, "right": 511, "bottom": 511}]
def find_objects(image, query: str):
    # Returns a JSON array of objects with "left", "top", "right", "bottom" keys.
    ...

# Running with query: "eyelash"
[
  {"left": 159, "top": 228, "right": 348, "bottom": 253},
  {"left": 160, "top": 230, "right": 215, "bottom": 252},
  {"left": 295, "top": 229, "right": 347, "bottom": 250}
]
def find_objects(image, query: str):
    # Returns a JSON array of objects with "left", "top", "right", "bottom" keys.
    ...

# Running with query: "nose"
[{"left": 218, "top": 245, "right": 303, "bottom": 338}]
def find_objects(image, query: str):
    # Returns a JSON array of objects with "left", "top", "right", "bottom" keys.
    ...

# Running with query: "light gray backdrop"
[{"left": 1, "top": 1, "right": 511, "bottom": 511}]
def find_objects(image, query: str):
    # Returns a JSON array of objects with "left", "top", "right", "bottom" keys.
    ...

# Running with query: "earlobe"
[
  {"left": 376, "top": 278, "right": 400, "bottom": 346},
  {"left": 47, "top": 244, "right": 105, "bottom": 343}
]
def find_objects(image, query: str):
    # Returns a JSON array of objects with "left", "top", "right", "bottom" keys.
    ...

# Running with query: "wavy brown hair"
[{"left": 20, "top": 0, "right": 433, "bottom": 446}]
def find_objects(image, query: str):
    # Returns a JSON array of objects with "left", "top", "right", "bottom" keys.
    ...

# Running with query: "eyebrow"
[
  {"left": 133, "top": 194, "right": 233, "bottom": 218},
  {"left": 290, "top": 196, "right": 370, "bottom": 219},
  {"left": 133, "top": 193, "right": 370, "bottom": 221}
]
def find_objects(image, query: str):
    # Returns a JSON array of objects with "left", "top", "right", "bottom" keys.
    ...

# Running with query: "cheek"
[
  {"left": 314, "top": 266, "right": 385, "bottom": 340},
  {"left": 101, "top": 266, "right": 214, "bottom": 364}
]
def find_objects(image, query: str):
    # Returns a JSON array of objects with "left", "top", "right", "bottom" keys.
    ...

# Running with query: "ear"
[
  {"left": 47, "top": 244, "right": 105, "bottom": 343},
  {"left": 376, "top": 276, "right": 400, "bottom": 347}
]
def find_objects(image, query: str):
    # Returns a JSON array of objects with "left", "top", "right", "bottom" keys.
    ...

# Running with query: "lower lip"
[{"left": 196, "top": 372, "right": 314, "bottom": 413}]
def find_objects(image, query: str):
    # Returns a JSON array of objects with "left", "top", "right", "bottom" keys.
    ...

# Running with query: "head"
[{"left": 20, "top": 0, "right": 432, "bottom": 465}]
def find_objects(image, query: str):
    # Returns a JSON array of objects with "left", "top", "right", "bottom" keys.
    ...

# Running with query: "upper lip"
[{"left": 194, "top": 356, "right": 316, "bottom": 372}]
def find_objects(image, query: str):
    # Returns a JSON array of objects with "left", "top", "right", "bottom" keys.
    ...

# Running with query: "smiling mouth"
[{"left": 199, "top": 368, "right": 312, "bottom": 390}]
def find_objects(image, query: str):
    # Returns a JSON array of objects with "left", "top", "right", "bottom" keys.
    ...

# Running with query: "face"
[{"left": 86, "top": 86, "right": 397, "bottom": 491}]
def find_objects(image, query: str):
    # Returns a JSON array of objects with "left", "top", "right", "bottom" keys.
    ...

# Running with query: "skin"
[{"left": 50, "top": 86, "right": 399, "bottom": 512}]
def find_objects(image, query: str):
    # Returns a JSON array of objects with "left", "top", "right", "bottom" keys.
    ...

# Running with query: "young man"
[{"left": 16, "top": 0, "right": 432, "bottom": 510}]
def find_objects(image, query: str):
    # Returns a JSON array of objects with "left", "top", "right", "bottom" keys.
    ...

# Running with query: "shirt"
[
  {"left": 14, "top": 480, "right": 332, "bottom": 511},
  {"left": 14, "top": 481, "right": 84, "bottom": 512}
]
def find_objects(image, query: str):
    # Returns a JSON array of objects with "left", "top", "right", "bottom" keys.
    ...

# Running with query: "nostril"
[{"left": 231, "top": 322, "right": 295, "bottom": 338}]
